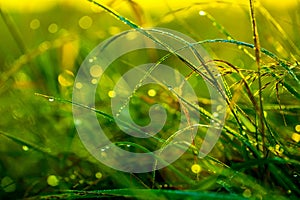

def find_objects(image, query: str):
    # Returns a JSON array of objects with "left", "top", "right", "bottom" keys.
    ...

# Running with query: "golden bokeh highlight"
[
  {"left": 191, "top": 164, "right": 202, "bottom": 174},
  {"left": 58, "top": 70, "right": 74, "bottom": 87}
]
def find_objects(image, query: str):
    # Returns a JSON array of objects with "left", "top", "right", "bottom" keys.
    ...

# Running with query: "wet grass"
[{"left": 0, "top": 0, "right": 299, "bottom": 199}]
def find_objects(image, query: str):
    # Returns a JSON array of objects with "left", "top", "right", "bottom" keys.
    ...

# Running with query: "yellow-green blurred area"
[{"left": 0, "top": 0, "right": 300, "bottom": 199}]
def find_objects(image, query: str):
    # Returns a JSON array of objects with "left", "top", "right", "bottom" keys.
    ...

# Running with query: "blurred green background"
[{"left": 0, "top": 0, "right": 300, "bottom": 199}]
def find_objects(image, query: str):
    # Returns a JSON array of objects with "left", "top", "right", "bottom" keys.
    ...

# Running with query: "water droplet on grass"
[
  {"left": 58, "top": 70, "right": 74, "bottom": 87},
  {"left": 295, "top": 125, "right": 300, "bottom": 132},
  {"left": 291, "top": 133, "right": 300, "bottom": 142},
  {"left": 48, "top": 98, "right": 54, "bottom": 102},
  {"left": 47, "top": 175, "right": 59, "bottom": 187},
  {"left": 148, "top": 89, "right": 156, "bottom": 97},
  {"left": 95, "top": 172, "right": 102, "bottom": 179},
  {"left": 22, "top": 145, "right": 29, "bottom": 151},
  {"left": 108, "top": 90, "right": 116, "bottom": 98},
  {"left": 199, "top": 11, "right": 206, "bottom": 16},
  {"left": 191, "top": 164, "right": 202, "bottom": 174}
]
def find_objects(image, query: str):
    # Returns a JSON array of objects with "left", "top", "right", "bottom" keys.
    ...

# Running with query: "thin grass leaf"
[{"left": 25, "top": 188, "right": 248, "bottom": 200}]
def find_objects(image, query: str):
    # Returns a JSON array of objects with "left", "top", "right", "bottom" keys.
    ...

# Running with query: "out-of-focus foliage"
[{"left": 0, "top": 0, "right": 299, "bottom": 199}]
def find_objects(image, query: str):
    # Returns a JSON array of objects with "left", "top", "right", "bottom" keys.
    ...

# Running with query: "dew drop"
[
  {"left": 126, "top": 144, "right": 131, "bottom": 147},
  {"left": 22, "top": 145, "right": 29, "bottom": 151},
  {"left": 199, "top": 11, "right": 206, "bottom": 16},
  {"left": 191, "top": 164, "right": 202, "bottom": 174},
  {"left": 148, "top": 89, "right": 157, "bottom": 97},
  {"left": 95, "top": 172, "right": 102, "bottom": 179},
  {"left": 58, "top": 70, "right": 74, "bottom": 87},
  {"left": 295, "top": 125, "right": 300, "bottom": 132},
  {"left": 293, "top": 173, "right": 298, "bottom": 178},
  {"left": 47, "top": 175, "right": 59, "bottom": 187},
  {"left": 291, "top": 133, "right": 300, "bottom": 142},
  {"left": 108, "top": 90, "right": 116, "bottom": 98},
  {"left": 48, "top": 98, "right": 54, "bottom": 102}
]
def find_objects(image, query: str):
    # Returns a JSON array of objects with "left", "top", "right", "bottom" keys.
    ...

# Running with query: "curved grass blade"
[{"left": 25, "top": 188, "right": 248, "bottom": 200}]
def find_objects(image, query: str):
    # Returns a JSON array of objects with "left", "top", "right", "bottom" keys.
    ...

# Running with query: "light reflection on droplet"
[
  {"left": 199, "top": 11, "right": 206, "bottom": 16},
  {"left": 213, "top": 112, "right": 219, "bottom": 117},
  {"left": 47, "top": 175, "right": 59, "bottom": 187},
  {"left": 58, "top": 70, "right": 74, "bottom": 87},
  {"left": 108, "top": 90, "right": 116, "bottom": 98},
  {"left": 95, "top": 172, "right": 102, "bottom": 179},
  {"left": 148, "top": 89, "right": 157, "bottom": 97},
  {"left": 191, "top": 164, "right": 202, "bottom": 174},
  {"left": 22, "top": 145, "right": 29, "bottom": 151},
  {"left": 48, "top": 98, "right": 54, "bottom": 102},
  {"left": 291, "top": 133, "right": 300, "bottom": 142}
]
